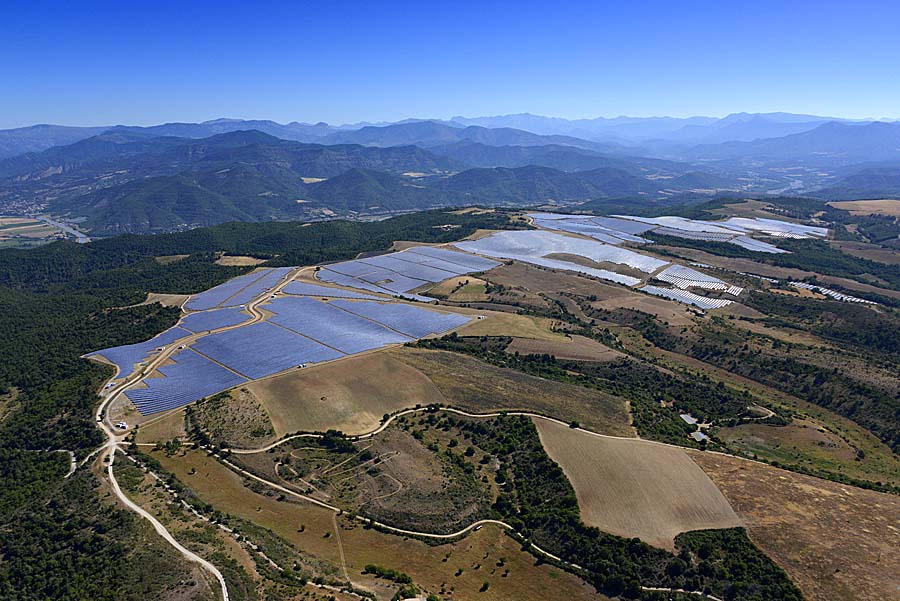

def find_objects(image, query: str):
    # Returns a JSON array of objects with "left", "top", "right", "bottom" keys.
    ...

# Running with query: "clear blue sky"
[{"left": 2, "top": 0, "right": 898, "bottom": 128}]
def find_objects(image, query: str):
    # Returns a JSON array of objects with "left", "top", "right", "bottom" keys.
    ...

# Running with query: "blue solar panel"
[
  {"left": 317, "top": 269, "right": 397, "bottom": 296},
  {"left": 191, "top": 321, "right": 343, "bottom": 379},
  {"left": 324, "top": 260, "right": 380, "bottom": 278},
  {"left": 357, "top": 268, "right": 430, "bottom": 293},
  {"left": 185, "top": 270, "right": 272, "bottom": 311},
  {"left": 222, "top": 267, "right": 293, "bottom": 307},
  {"left": 180, "top": 307, "right": 251, "bottom": 333},
  {"left": 268, "top": 296, "right": 411, "bottom": 354},
  {"left": 389, "top": 252, "right": 472, "bottom": 275},
  {"left": 403, "top": 246, "right": 501, "bottom": 272},
  {"left": 124, "top": 349, "right": 246, "bottom": 415},
  {"left": 89, "top": 327, "right": 192, "bottom": 378},
  {"left": 358, "top": 255, "right": 460, "bottom": 282},
  {"left": 329, "top": 300, "right": 471, "bottom": 338},
  {"left": 281, "top": 281, "right": 382, "bottom": 299}
]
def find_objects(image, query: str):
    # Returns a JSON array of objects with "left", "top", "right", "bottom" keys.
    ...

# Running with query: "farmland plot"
[{"left": 534, "top": 419, "right": 740, "bottom": 549}]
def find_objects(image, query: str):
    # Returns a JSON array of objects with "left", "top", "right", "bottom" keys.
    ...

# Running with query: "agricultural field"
[
  {"left": 242, "top": 352, "right": 446, "bottom": 437},
  {"left": 455, "top": 310, "right": 567, "bottom": 341},
  {"left": 691, "top": 451, "right": 900, "bottom": 601},
  {"left": 214, "top": 254, "right": 267, "bottom": 266},
  {"left": 828, "top": 199, "right": 900, "bottom": 215},
  {"left": 505, "top": 334, "right": 625, "bottom": 362},
  {"left": 388, "top": 347, "right": 633, "bottom": 436},
  {"left": 0, "top": 216, "right": 64, "bottom": 248},
  {"left": 534, "top": 419, "right": 741, "bottom": 549}
]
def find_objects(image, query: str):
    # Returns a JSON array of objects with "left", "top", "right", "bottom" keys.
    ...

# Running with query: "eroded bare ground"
[{"left": 690, "top": 451, "right": 900, "bottom": 601}]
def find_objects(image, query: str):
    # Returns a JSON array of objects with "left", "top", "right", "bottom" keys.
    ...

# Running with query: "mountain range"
[{"left": 2, "top": 112, "right": 900, "bottom": 235}]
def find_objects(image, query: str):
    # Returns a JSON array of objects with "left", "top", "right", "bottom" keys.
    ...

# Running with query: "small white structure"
[{"left": 680, "top": 413, "right": 698, "bottom": 425}]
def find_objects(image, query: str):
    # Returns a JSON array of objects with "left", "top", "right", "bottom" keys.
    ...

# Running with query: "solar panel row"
[
  {"left": 89, "top": 327, "right": 192, "bottom": 378},
  {"left": 330, "top": 299, "right": 471, "bottom": 338},
  {"left": 640, "top": 286, "right": 733, "bottom": 310},
  {"left": 222, "top": 267, "right": 293, "bottom": 307},
  {"left": 281, "top": 281, "right": 382, "bottom": 300},
  {"left": 180, "top": 307, "right": 251, "bottom": 333},
  {"left": 191, "top": 321, "right": 343, "bottom": 380},
  {"left": 185, "top": 269, "right": 272, "bottom": 311},
  {"left": 124, "top": 349, "right": 247, "bottom": 415},
  {"left": 267, "top": 296, "right": 411, "bottom": 354}
]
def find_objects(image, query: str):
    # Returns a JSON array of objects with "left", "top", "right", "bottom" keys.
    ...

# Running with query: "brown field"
[
  {"left": 390, "top": 347, "right": 633, "bottom": 436},
  {"left": 215, "top": 255, "right": 267, "bottom": 267},
  {"left": 691, "top": 451, "right": 900, "bottom": 601},
  {"left": 193, "top": 387, "right": 277, "bottom": 447},
  {"left": 246, "top": 352, "right": 446, "bottom": 436},
  {"left": 535, "top": 420, "right": 740, "bottom": 549},
  {"left": 485, "top": 261, "right": 631, "bottom": 299},
  {"left": 591, "top": 293, "right": 696, "bottom": 326},
  {"left": 426, "top": 275, "right": 489, "bottom": 302},
  {"left": 136, "top": 292, "right": 191, "bottom": 307},
  {"left": 506, "top": 334, "right": 624, "bottom": 362},
  {"left": 158, "top": 449, "right": 604, "bottom": 601},
  {"left": 719, "top": 418, "right": 857, "bottom": 461},
  {"left": 829, "top": 199, "right": 900, "bottom": 216},
  {"left": 769, "top": 286, "right": 826, "bottom": 299},
  {"left": 455, "top": 311, "right": 567, "bottom": 341},
  {"left": 829, "top": 240, "right": 900, "bottom": 265},
  {"left": 153, "top": 254, "right": 189, "bottom": 265},
  {"left": 134, "top": 407, "right": 186, "bottom": 443}
]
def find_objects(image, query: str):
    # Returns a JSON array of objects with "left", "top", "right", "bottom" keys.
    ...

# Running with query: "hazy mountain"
[
  {"left": 814, "top": 165, "right": 900, "bottom": 199},
  {"left": 0, "top": 124, "right": 114, "bottom": 160},
  {"left": 686, "top": 121, "right": 900, "bottom": 166},
  {"left": 318, "top": 120, "right": 616, "bottom": 152}
]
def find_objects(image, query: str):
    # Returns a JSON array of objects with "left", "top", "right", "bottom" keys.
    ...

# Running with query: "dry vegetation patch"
[
  {"left": 135, "top": 408, "right": 187, "bottom": 443},
  {"left": 828, "top": 199, "right": 900, "bottom": 216},
  {"left": 691, "top": 451, "right": 900, "bottom": 601},
  {"left": 157, "top": 449, "right": 602, "bottom": 600},
  {"left": 506, "top": 335, "right": 624, "bottom": 362},
  {"left": 455, "top": 311, "right": 566, "bottom": 341},
  {"left": 534, "top": 419, "right": 740, "bottom": 549},
  {"left": 247, "top": 353, "right": 446, "bottom": 436},
  {"left": 389, "top": 347, "right": 632, "bottom": 436},
  {"left": 192, "top": 388, "right": 277, "bottom": 447},
  {"left": 215, "top": 255, "right": 267, "bottom": 267}
]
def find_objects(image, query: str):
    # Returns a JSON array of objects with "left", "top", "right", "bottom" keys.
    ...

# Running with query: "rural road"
[
  {"left": 87, "top": 266, "right": 304, "bottom": 601},
  {"left": 88, "top": 263, "right": 730, "bottom": 601}
]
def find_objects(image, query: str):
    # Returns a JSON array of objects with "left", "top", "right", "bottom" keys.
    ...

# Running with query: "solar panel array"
[
  {"left": 640, "top": 285, "right": 733, "bottom": 310},
  {"left": 317, "top": 247, "right": 501, "bottom": 297},
  {"left": 528, "top": 213, "right": 653, "bottom": 244},
  {"left": 89, "top": 327, "right": 192, "bottom": 378},
  {"left": 789, "top": 282, "right": 877, "bottom": 304},
  {"left": 453, "top": 229, "right": 668, "bottom": 285},
  {"left": 191, "top": 321, "right": 343, "bottom": 380},
  {"left": 722, "top": 217, "right": 828, "bottom": 238},
  {"left": 267, "top": 296, "right": 411, "bottom": 353},
  {"left": 124, "top": 349, "right": 246, "bottom": 415},
  {"left": 655, "top": 265, "right": 743, "bottom": 295},
  {"left": 730, "top": 236, "right": 788, "bottom": 254},
  {"left": 282, "top": 281, "right": 382, "bottom": 299},
  {"left": 180, "top": 307, "right": 251, "bottom": 333},
  {"left": 185, "top": 267, "right": 293, "bottom": 311},
  {"left": 330, "top": 299, "right": 471, "bottom": 338}
]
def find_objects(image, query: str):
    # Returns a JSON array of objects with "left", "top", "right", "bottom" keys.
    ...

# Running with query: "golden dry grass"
[
  {"left": 137, "top": 292, "right": 191, "bottom": 307},
  {"left": 829, "top": 199, "right": 900, "bottom": 216},
  {"left": 135, "top": 408, "right": 186, "bottom": 443},
  {"left": 691, "top": 451, "right": 900, "bottom": 601},
  {"left": 455, "top": 311, "right": 567, "bottom": 341},
  {"left": 246, "top": 352, "right": 446, "bottom": 436},
  {"left": 534, "top": 419, "right": 740, "bottom": 549},
  {"left": 215, "top": 255, "right": 267, "bottom": 267},
  {"left": 157, "top": 449, "right": 604, "bottom": 600},
  {"left": 390, "top": 347, "right": 633, "bottom": 436},
  {"left": 426, "top": 276, "right": 489, "bottom": 302},
  {"left": 506, "top": 335, "right": 625, "bottom": 362}
]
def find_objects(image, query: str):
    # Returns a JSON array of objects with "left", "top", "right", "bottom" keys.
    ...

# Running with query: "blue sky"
[{"left": 2, "top": 0, "right": 898, "bottom": 128}]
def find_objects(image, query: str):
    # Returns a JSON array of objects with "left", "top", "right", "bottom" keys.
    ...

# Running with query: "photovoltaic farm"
[
  {"left": 95, "top": 262, "right": 476, "bottom": 414},
  {"left": 531, "top": 211, "right": 827, "bottom": 254},
  {"left": 317, "top": 246, "right": 501, "bottom": 299},
  {"left": 87, "top": 327, "right": 192, "bottom": 377},
  {"left": 123, "top": 349, "right": 247, "bottom": 415},
  {"left": 184, "top": 267, "right": 293, "bottom": 310}
]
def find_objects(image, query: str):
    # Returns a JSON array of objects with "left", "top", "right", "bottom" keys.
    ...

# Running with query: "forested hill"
[{"left": 0, "top": 209, "right": 521, "bottom": 599}]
